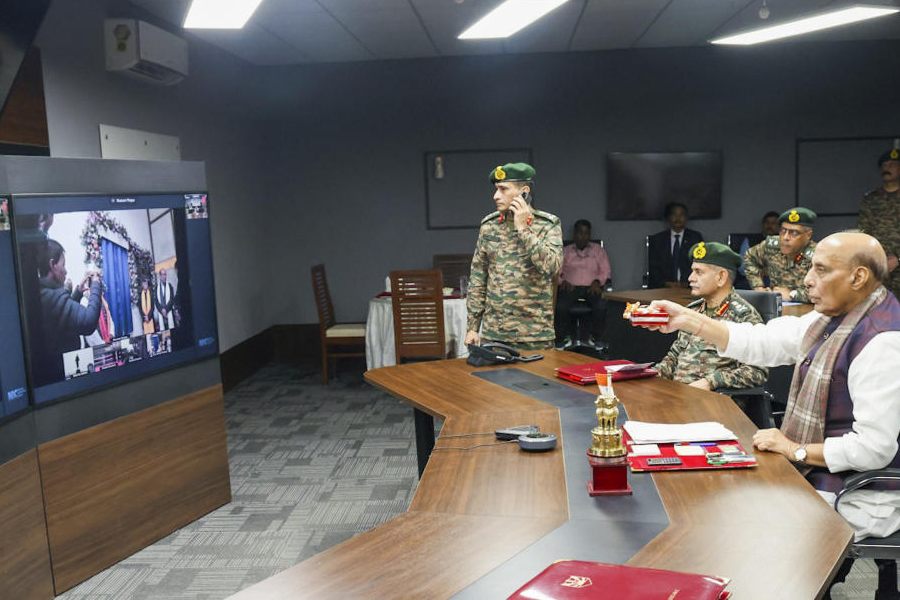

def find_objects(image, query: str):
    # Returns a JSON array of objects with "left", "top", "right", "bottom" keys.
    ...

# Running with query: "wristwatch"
[{"left": 792, "top": 445, "right": 808, "bottom": 464}]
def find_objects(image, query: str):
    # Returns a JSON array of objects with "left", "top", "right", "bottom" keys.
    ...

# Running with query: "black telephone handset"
[
  {"left": 520, "top": 190, "right": 530, "bottom": 205},
  {"left": 480, "top": 341, "right": 520, "bottom": 358},
  {"left": 466, "top": 342, "right": 543, "bottom": 366}
]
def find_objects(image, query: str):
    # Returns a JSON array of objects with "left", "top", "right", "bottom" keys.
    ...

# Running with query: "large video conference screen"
[
  {"left": 11, "top": 192, "right": 218, "bottom": 405},
  {"left": 0, "top": 197, "right": 29, "bottom": 420}
]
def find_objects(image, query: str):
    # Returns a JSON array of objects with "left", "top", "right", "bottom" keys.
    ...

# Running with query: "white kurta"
[{"left": 722, "top": 311, "right": 900, "bottom": 541}]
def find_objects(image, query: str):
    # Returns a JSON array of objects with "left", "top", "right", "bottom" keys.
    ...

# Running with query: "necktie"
[{"left": 672, "top": 234, "right": 681, "bottom": 280}]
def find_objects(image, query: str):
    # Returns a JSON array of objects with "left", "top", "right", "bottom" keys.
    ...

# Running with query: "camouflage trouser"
[{"left": 483, "top": 339, "right": 554, "bottom": 352}]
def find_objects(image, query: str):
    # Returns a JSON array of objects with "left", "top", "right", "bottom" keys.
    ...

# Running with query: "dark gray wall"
[
  {"left": 261, "top": 41, "right": 900, "bottom": 324},
  {"left": 32, "top": 0, "right": 900, "bottom": 335},
  {"left": 35, "top": 0, "right": 272, "bottom": 350}
]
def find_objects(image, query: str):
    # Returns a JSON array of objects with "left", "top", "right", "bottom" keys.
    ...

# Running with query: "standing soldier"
[
  {"left": 858, "top": 143, "right": 900, "bottom": 298},
  {"left": 465, "top": 162, "right": 563, "bottom": 351},
  {"left": 744, "top": 207, "right": 817, "bottom": 302},
  {"left": 655, "top": 242, "right": 767, "bottom": 391}
]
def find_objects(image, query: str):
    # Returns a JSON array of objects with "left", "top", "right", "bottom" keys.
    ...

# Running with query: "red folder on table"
[
  {"left": 555, "top": 360, "right": 657, "bottom": 385},
  {"left": 624, "top": 431, "right": 757, "bottom": 472},
  {"left": 507, "top": 560, "right": 731, "bottom": 599}
]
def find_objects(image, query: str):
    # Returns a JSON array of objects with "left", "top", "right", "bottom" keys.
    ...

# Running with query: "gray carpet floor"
[{"left": 57, "top": 363, "right": 892, "bottom": 599}]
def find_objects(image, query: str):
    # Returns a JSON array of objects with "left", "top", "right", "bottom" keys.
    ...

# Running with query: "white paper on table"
[
  {"left": 623, "top": 421, "right": 738, "bottom": 444},
  {"left": 628, "top": 444, "right": 661, "bottom": 456},
  {"left": 782, "top": 301, "right": 803, "bottom": 306},
  {"left": 673, "top": 444, "right": 707, "bottom": 456},
  {"left": 604, "top": 362, "right": 654, "bottom": 373}
]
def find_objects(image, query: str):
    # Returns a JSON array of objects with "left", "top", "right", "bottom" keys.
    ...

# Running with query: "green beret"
[
  {"left": 878, "top": 147, "right": 900, "bottom": 166},
  {"left": 689, "top": 241, "right": 741, "bottom": 272},
  {"left": 779, "top": 207, "right": 816, "bottom": 226},
  {"left": 489, "top": 162, "right": 535, "bottom": 183}
]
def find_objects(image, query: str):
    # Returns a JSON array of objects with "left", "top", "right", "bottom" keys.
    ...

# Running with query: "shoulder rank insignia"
[
  {"left": 532, "top": 210, "right": 559, "bottom": 224},
  {"left": 481, "top": 211, "right": 500, "bottom": 225}
]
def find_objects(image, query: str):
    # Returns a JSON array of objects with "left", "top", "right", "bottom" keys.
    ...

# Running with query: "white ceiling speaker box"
[{"left": 104, "top": 19, "right": 188, "bottom": 86}]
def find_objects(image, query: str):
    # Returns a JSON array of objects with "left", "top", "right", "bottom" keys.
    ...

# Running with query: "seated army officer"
[
  {"left": 744, "top": 207, "right": 817, "bottom": 302},
  {"left": 654, "top": 242, "right": 767, "bottom": 391},
  {"left": 465, "top": 162, "right": 563, "bottom": 351},
  {"left": 641, "top": 232, "right": 900, "bottom": 599}
]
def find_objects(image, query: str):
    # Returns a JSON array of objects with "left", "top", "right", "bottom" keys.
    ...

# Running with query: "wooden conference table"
[{"left": 230, "top": 351, "right": 851, "bottom": 600}]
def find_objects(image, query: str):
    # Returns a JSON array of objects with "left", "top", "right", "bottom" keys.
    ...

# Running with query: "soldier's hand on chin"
[{"left": 464, "top": 330, "right": 480, "bottom": 346}]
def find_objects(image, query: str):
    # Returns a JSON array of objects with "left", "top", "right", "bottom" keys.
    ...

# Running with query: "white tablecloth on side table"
[{"left": 365, "top": 296, "right": 468, "bottom": 370}]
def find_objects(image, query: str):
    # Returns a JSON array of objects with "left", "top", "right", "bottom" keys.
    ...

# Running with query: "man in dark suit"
[
  {"left": 647, "top": 202, "right": 703, "bottom": 288},
  {"left": 154, "top": 269, "right": 176, "bottom": 331}
]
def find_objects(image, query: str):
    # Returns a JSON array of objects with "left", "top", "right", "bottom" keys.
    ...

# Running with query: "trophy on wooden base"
[{"left": 586, "top": 373, "right": 632, "bottom": 496}]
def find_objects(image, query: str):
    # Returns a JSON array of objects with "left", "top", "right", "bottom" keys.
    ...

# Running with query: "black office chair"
[
  {"left": 734, "top": 289, "right": 782, "bottom": 322},
  {"left": 559, "top": 240, "right": 610, "bottom": 356},
  {"left": 715, "top": 290, "right": 783, "bottom": 428},
  {"left": 832, "top": 469, "right": 900, "bottom": 598}
]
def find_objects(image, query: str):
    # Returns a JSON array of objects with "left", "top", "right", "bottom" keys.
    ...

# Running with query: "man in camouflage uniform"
[
  {"left": 858, "top": 145, "right": 900, "bottom": 298},
  {"left": 465, "top": 162, "right": 563, "bottom": 351},
  {"left": 744, "top": 207, "right": 817, "bottom": 303},
  {"left": 655, "top": 242, "right": 767, "bottom": 391}
]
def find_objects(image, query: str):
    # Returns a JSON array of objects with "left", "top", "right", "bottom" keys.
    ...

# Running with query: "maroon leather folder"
[{"left": 507, "top": 560, "right": 731, "bottom": 599}]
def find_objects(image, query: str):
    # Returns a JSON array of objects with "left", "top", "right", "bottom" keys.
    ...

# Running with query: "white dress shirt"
[{"left": 722, "top": 310, "right": 900, "bottom": 541}]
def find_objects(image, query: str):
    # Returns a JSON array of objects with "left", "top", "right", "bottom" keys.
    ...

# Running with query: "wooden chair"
[
  {"left": 389, "top": 269, "right": 446, "bottom": 363},
  {"left": 432, "top": 254, "right": 472, "bottom": 289},
  {"left": 311, "top": 264, "right": 365, "bottom": 384}
]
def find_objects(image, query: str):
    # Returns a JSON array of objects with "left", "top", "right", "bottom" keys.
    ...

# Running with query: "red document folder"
[
  {"left": 624, "top": 431, "right": 757, "bottom": 472},
  {"left": 555, "top": 360, "right": 657, "bottom": 385},
  {"left": 507, "top": 560, "right": 731, "bottom": 599}
]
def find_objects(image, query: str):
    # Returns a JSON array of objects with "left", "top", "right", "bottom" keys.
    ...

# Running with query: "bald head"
[
  {"left": 819, "top": 232, "right": 888, "bottom": 285},
  {"left": 804, "top": 232, "right": 888, "bottom": 316}
]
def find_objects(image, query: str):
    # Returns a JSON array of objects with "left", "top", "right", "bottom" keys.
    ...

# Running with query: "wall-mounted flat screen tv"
[
  {"left": 0, "top": 196, "right": 30, "bottom": 420},
  {"left": 606, "top": 152, "right": 722, "bottom": 220},
  {"left": 10, "top": 192, "right": 218, "bottom": 405}
]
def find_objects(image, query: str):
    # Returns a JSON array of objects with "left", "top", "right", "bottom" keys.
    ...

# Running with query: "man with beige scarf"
[{"left": 640, "top": 231, "right": 900, "bottom": 599}]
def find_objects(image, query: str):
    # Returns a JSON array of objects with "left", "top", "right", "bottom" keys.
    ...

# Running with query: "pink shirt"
[{"left": 559, "top": 242, "right": 611, "bottom": 287}]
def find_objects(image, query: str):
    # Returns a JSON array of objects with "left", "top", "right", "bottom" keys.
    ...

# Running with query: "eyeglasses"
[{"left": 779, "top": 227, "right": 808, "bottom": 239}]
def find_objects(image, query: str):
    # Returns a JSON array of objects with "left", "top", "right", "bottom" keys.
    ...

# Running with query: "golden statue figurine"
[
  {"left": 589, "top": 391, "right": 626, "bottom": 458},
  {"left": 586, "top": 373, "right": 632, "bottom": 496}
]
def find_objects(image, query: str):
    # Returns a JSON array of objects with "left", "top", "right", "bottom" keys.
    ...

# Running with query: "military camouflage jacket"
[
  {"left": 466, "top": 209, "right": 563, "bottom": 342},
  {"left": 655, "top": 290, "right": 768, "bottom": 390},
  {"left": 858, "top": 187, "right": 900, "bottom": 297},
  {"left": 744, "top": 236, "right": 816, "bottom": 302}
]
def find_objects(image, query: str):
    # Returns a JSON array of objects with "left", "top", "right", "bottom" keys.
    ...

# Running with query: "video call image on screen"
[
  {"left": 12, "top": 193, "right": 218, "bottom": 405},
  {"left": 0, "top": 196, "right": 29, "bottom": 420}
]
